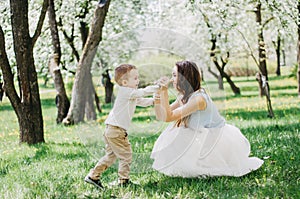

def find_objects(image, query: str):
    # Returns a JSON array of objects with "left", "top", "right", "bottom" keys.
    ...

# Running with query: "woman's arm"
[
  {"left": 170, "top": 97, "right": 181, "bottom": 111},
  {"left": 154, "top": 89, "right": 207, "bottom": 122}
]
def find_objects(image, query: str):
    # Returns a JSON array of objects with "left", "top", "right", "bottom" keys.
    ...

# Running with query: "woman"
[{"left": 151, "top": 60, "right": 263, "bottom": 177}]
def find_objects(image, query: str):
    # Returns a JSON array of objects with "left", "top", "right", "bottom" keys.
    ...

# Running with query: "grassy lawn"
[{"left": 0, "top": 72, "right": 299, "bottom": 198}]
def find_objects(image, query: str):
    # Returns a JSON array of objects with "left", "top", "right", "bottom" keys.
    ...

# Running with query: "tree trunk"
[
  {"left": 217, "top": 75, "right": 224, "bottom": 90},
  {"left": 54, "top": 68, "right": 70, "bottom": 123},
  {"left": 256, "top": 2, "right": 268, "bottom": 91},
  {"left": 200, "top": 68, "right": 204, "bottom": 81},
  {"left": 94, "top": 90, "right": 102, "bottom": 113},
  {"left": 275, "top": 34, "right": 281, "bottom": 76},
  {"left": 208, "top": 67, "right": 223, "bottom": 90},
  {"left": 63, "top": 1, "right": 111, "bottom": 125},
  {"left": 57, "top": 3, "right": 101, "bottom": 118},
  {"left": 80, "top": 21, "right": 89, "bottom": 49},
  {"left": 85, "top": 71, "right": 97, "bottom": 120},
  {"left": 210, "top": 37, "right": 240, "bottom": 95},
  {"left": 297, "top": 0, "right": 300, "bottom": 97},
  {"left": 0, "top": 0, "right": 48, "bottom": 144},
  {"left": 281, "top": 49, "right": 286, "bottom": 67},
  {"left": 222, "top": 71, "right": 240, "bottom": 94},
  {"left": 48, "top": 0, "right": 61, "bottom": 62},
  {"left": 256, "top": 72, "right": 264, "bottom": 97},
  {"left": 102, "top": 69, "right": 114, "bottom": 103},
  {"left": 78, "top": 8, "right": 101, "bottom": 118},
  {"left": 255, "top": 1, "right": 274, "bottom": 118},
  {"left": 49, "top": 55, "right": 70, "bottom": 123},
  {"left": 0, "top": 82, "right": 4, "bottom": 101},
  {"left": 199, "top": 9, "right": 239, "bottom": 95},
  {"left": 48, "top": 0, "right": 70, "bottom": 123}
]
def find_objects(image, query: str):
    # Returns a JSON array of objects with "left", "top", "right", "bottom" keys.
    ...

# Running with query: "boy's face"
[{"left": 122, "top": 69, "right": 139, "bottom": 89}]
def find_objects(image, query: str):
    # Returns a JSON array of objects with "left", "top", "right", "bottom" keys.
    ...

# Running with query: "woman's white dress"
[{"left": 151, "top": 90, "right": 263, "bottom": 177}]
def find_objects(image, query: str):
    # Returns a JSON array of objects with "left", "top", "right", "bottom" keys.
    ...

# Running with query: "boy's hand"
[{"left": 155, "top": 76, "right": 170, "bottom": 90}]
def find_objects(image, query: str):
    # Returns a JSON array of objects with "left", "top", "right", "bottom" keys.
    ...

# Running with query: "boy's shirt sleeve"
[
  {"left": 136, "top": 97, "right": 154, "bottom": 107},
  {"left": 128, "top": 85, "right": 159, "bottom": 99}
]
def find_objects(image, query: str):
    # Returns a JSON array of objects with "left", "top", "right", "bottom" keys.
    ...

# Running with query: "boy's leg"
[
  {"left": 105, "top": 126, "right": 132, "bottom": 181},
  {"left": 88, "top": 132, "right": 117, "bottom": 180}
]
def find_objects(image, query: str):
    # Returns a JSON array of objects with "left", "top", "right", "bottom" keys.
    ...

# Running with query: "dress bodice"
[{"left": 187, "top": 89, "right": 225, "bottom": 129}]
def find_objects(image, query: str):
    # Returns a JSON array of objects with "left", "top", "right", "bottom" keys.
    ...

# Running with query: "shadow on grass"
[
  {"left": 240, "top": 86, "right": 259, "bottom": 92},
  {"left": 2, "top": 142, "right": 90, "bottom": 175},
  {"left": 270, "top": 85, "right": 297, "bottom": 90},
  {"left": 214, "top": 91, "right": 298, "bottom": 101},
  {"left": 271, "top": 92, "right": 299, "bottom": 98},
  {"left": 206, "top": 74, "right": 291, "bottom": 84},
  {"left": 212, "top": 94, "right": 255, "bottom": 101},
  {"left": 240, "top": 122, "right": 300, "bottom": 134},
  {"left": 0, "top": 101, "right": 13, "bottom": 111},
  {"left": 0, "top": 97, "right": 56, "bottom": 111},
  {"left": 226, "top": 106, "right": 300, "bottom": 120},
  {"left": 41, "top": 98, "right": 56, "bottom": 109},
  {"left": 141, "top": 170, "right": 263, "bottom": 198},
  {"left": 132, "top": 115, "right": 156, "bottom": 122},
  {"left": 31, "top": 142, "right": 88, "bottom": 161}
]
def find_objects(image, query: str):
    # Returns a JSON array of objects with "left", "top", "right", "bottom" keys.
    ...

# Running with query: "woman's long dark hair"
[{"left": 175, "top": 60, "right": 201, "bottom": 127}]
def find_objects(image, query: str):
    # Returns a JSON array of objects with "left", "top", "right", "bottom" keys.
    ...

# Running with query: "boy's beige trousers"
[{"left": 88, "top": 125, "right": 132, "bottom": 180}]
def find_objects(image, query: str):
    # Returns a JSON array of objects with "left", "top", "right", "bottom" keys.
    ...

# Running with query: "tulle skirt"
[{"left": 151, "top": 124, "right": 263, "bottom": 177}]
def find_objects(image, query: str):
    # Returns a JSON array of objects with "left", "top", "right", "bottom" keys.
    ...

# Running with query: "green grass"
[{"left": 0, "top": 72, "right": 299, "bottom": 198}]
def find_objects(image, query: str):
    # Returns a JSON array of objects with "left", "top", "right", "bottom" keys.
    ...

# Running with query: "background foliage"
[{"left": 0, "top": 0, "right": 297, "bottom": 85}]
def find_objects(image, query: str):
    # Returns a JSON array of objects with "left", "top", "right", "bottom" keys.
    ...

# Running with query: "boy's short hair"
[{"left": 114, "top": 64, "right": 137, "bottom": 85}]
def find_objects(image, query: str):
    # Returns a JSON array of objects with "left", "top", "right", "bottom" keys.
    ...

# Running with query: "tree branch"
[
  {"left": 0, "top": 26, "right": 20, "bottom": 106},
  {"left": 58, "top": 18, "right": 80, "bottom": 62},
  {"left": 236, "top": 28, "right": 259, "bottom": 68},
  {"left": 208, "top": 67, "right": 219, "bottom": 79},
  {"left": 31, "top": 0, "right": 49, "bottom": 46},
  {"left": 221, "top": 51, "right": 230, "bottom": 71},
  {"left": 262, "top": 16, "right": 274, "bottom": 29}
]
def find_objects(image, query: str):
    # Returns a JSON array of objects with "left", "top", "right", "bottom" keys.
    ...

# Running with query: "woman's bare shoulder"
[{"left": 191, "top": 94, "right": 207, "bottom": 110}]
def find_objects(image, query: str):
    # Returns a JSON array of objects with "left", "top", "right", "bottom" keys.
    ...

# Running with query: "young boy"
[{"left": 84, "top": 64, "right": 158, "bottom": 189}]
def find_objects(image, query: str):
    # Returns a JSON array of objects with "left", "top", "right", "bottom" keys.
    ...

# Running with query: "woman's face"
[{"left": 171, "top": 66, "right": 178, "bottom": 90}]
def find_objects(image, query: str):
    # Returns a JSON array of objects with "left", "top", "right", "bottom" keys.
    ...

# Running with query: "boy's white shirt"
[{"left": 105, "top": 85, "right": 158, "bottom": 131}]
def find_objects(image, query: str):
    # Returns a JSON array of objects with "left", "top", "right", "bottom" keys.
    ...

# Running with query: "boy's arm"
[
  {"left": 136, "top": 97, "right": 154, "bottom": 107},
  {"left": 129, "top": 85, "right": 159, "bottom": 99}
]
